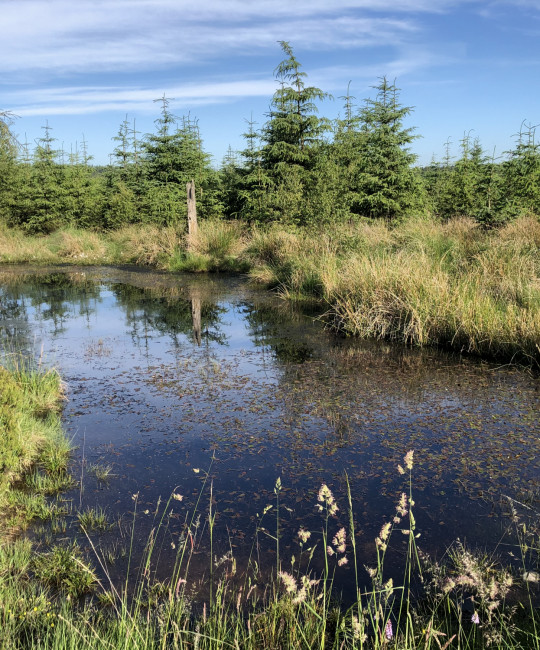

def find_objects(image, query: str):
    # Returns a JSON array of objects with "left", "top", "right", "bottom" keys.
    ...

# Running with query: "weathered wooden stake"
[{"left": 187, "top": 179, "right": 198, "bottom": 247}]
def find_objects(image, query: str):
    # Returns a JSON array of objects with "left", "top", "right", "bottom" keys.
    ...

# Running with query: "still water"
[{"left": 1, "top": 265, "right": 539, "bottom": 596}]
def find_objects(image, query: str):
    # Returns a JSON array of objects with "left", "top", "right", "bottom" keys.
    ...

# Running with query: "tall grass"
[
  {"left": 244, "top": 215, "right": 540, "bottom": 365},
  {"left": 0, "top": 451, "right": 538, "bottom": 649}
]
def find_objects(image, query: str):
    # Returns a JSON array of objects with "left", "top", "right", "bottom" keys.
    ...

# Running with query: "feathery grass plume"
[
  {"left": 404, "top": 450, "right": 414, "bottom": 470},
  {"left": 278, "top": 571, "right": 297, "bottom": 594},
  {"left": 317, "top": 483, "right": 339, "bottom": 516},
  {"left": 376, "top": 521, "right": 392, "bottom": 551}
]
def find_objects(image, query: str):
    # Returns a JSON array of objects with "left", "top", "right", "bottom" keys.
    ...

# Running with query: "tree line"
[{"left": 1, "top": 41, "right": 539, "bottom": 234}]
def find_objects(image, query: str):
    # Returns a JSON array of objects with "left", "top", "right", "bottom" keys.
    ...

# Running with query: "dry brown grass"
[
  {"left": 110, "top": 224, "right": 181, "bottom": 266},
  {"left": 53, "top": 230, "right": 111, "bottom": 263},
  {"left": 0, "top": 228, "right": 56, "bottom": 264}
]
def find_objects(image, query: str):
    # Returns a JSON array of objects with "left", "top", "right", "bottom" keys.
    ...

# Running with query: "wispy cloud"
[
  {"left": 5, "top": 44, "right": 458, "bottom": 118},
  {"left": 8, "top": 80, "right": 280, "bottom": 116},
  {"left": 0, "top": 0, "right": 463, "bottom": 77}
]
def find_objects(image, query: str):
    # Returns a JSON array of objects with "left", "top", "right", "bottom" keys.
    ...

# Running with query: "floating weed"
[
  {"left": 77, "top": 506, "right": 113, "bottom": 531},
  {"left": 102, "top": 541, "right": 127, "bottom": 566},
  {"left": 84, "top": 338, "right": 112, "bottom": 358},
  {"left": 88, "top": 463, "right": 115, "bottom": 483}
]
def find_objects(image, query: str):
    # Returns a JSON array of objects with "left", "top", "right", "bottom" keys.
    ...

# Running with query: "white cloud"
[
  {"left": 7, "top": 79, "right": 279, "bottom": 116},
  {"left": 0, "top": 0, "right": 475, "bottom": 123},
  {"left": 0, "top": 0, "right": 460, "bottom": 76},
  {"left": 5, "top": 45, "right": 458, "bottom": 118}
]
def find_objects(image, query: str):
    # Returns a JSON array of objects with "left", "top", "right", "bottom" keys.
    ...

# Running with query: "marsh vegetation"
[
  {"left": 0, "top": 269, "right": 539, "bottom": 648},
  {"left": 0, "top": 41, "right": 539, "bottom": 648}
]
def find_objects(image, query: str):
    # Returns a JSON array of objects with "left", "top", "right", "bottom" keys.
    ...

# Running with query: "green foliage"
[
  {"left": 3, "top": 45, "right": 540, "bottom": 232},
  {"left": 11, "top": 124, "right": 68, "bottom": 233},
  {"left": 238, "top": 117, "right": 273, "bottom": 223},
  {"left": 218, "top": 146, "right": 244, "bottom": 219},
  {"left": 428, "top": 134, "right": 502, "bottom": 224},
  {"left": 0, "top": 360, "right": 71, "bottom": 533},
  {"left": 247, "top": 41, "right": 331, "bottom": 225},
  {"left": 0, "top": 111, "right": 19, "bottom": 223},
  {"left": 141, "top": 98, "right": 222, "bottom": 225},
  {"left": 62, "top": 140, "right": 106, "bottom": 228},
  {"left": 32, "top": 542, "right": 97, "bottom": 597},
  {"left": 501, "top": 122, "right": 540, "bottom": 217},
  {"left": 353, "top": 77, "right": 422, "bottom": 220}
]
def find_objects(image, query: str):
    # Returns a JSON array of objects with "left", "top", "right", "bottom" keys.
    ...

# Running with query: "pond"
[{"left": 1, "top": 265, "right": 539, "bottom": 600}]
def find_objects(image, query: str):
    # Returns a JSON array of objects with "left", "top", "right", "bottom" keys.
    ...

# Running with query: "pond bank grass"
[
  {"left": 0, "top": 356, "right": 71, "bottom": 534},
  {"left": 1, "top": 214, "right": 539, "bottom": 365}
]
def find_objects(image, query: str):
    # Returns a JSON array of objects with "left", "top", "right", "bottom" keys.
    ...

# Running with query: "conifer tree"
[
  {"left": 327, "top": 86, "right": 367, "bottom": 218},
  {"left": 219, "top": 146, "right": 244, "bottom": 219},
  {"left": 63, "top": 137, "right": 104, "bottom": 228},
  {"left": 142, "top": 98, "right": 221, "bottom": 225},
  {"left": 103, "top": 116, "right": 142, "bottom": 228},
  {"left": 238, "top": 117, "right": 272, "bottom": 222},
  {"left": 258, "top": 41, "right": 331, "bottom": 224},
  {"left": 0, "top": 111, "right": 19, "bottom": 223},
  {"left": 501, "top": 122, "right": 540, "bottom": 218},
  {"left": 354, "top": 77, "right": 422, "bottom": 220},
  {"left": 12, "top": 123, "right": 67, "bottom": 232},
  {"left": 435, "top": 133, "right": 500, "bottom": 223}
]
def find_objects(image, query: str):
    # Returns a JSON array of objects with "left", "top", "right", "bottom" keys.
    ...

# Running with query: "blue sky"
[{"left": 2, "top": 0, "right": 540, "bottom": 166}]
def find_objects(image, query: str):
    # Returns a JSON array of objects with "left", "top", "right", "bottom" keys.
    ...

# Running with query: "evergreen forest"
[{"left": 2, "top": 42, "right": 540, "bottom": 234}]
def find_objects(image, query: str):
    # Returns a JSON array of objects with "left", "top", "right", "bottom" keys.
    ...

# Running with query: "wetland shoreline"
[
  {"left": 1, "top": 214, "right": 539, "bottom": 368},
  {"left": 0, "top": 265, "right": 539, "bottom": 649}
]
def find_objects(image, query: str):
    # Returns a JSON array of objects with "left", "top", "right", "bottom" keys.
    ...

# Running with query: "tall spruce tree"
[
  {"left": 257, "top": 41, "right": 331, "bottom": 224},
  {"left": 142, "top": 98, "right": 221, "bottom": 225},
  {"left": 501, "top": 122, "right": 540, "bottom": 218},
  {"left": 63, "top": 137, "right": 104, "bottom": 229},
  {"left": 355, "top": 77, "right": 421, "bottom": 220},
  {"left": 327, "top": 87, "right": 368, "bottom": 219},
  {"left": 435, "top": 133, "right": 500, "bottom": 223},
  {"left": 219, "top": 146, "right": 244, "bottom": 219},
  {"left": 238, "top": 117, "right": 272, "bottom": 222},
  {"left": 12, "top": 123, "right": 67, "bottom": 232},
  {"left": 103, "top": 116, "right": 142, "bottom": 228}
]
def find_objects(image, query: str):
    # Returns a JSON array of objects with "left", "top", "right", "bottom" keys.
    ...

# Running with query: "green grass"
[
  {"left": 0, "top": 357, "right": 73, "bottom": 531},
  {"left": 89, "top": 463, "right": 115, "bottom": 483},
  {"left": 76, "top": 506, "right": 113, "bottom": 531},
  {"left": 0, "top": 452, "right": 538, "bottom": 649},
  {"left": 31, "top": 541, "right": 98, "bottom": 598}
]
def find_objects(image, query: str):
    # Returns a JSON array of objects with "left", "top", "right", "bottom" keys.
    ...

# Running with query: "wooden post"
[{"left": 187, "top": 179, "right": 198, "bottom": 247}]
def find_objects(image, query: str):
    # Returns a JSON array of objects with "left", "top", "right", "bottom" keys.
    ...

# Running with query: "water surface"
[{"left": 1, "top": 265, "right": 538, "bottom": 596}]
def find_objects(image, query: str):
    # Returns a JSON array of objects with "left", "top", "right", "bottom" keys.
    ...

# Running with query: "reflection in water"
[
  {"left": 0, "top": 265, "right": 539, "bottom": 597},
  {"left": 192, "top": 297, "right": 202, "bottom": 346}
]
